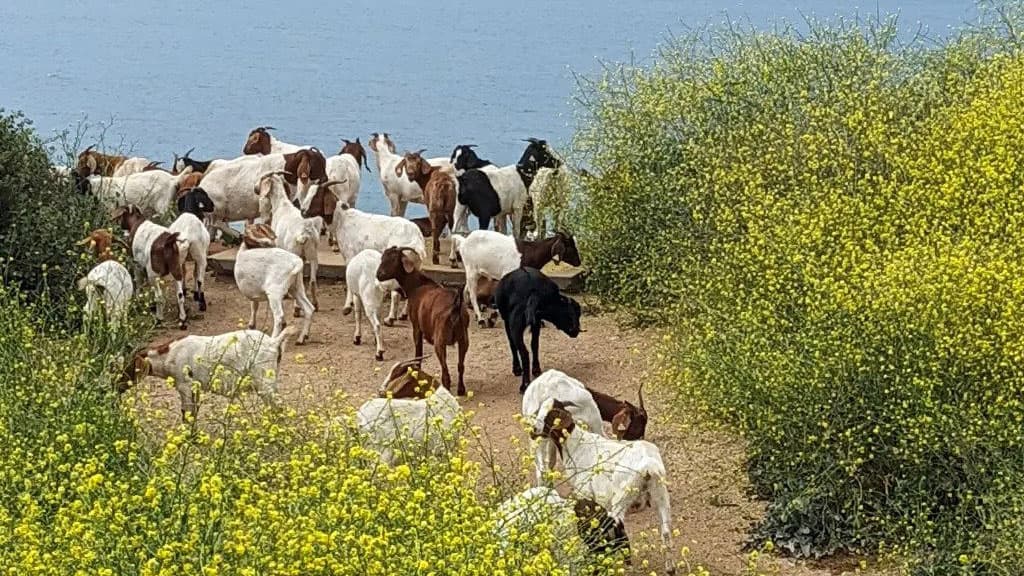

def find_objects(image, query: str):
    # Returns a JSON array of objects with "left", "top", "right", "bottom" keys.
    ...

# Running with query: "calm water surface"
[{"left": 0, "top": 1, "right": 973, "bottom": 216}]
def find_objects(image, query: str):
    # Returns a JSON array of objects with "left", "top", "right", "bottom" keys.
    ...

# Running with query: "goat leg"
[{"left": 530, "top": 322, "right": 543, "bottom": 377}]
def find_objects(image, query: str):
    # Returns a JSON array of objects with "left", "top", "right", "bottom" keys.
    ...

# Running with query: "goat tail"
[{"left": 446, "top": 285, "right": 467, "bottom": 343}]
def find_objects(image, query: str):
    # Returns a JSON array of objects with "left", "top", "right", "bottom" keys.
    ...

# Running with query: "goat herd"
[{"left": 67, "top": 127, "right": 676, "bottom": 574}]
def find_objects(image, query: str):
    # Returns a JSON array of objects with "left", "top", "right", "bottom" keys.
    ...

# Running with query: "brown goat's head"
[
  {"left": 241, "top": 222, "right": 278, "bottom": 249},
  {"left": 301, "top": 180, "right": 344, "bottom": 224},
  {"left": 244, "top": 126, "right": 274, "bottom": 155},
  {"left": 119, "top": 350, "right": 151, "bottom": 392},
  {"left": 398, "top": 150, "right": 431, "bottom": 183},
  {"left": 551, "top": 232, "right": 582, "bottom": 267},
  {"left": 110, "top": 204, "right": 145, "bottom": 232},
  {"left": 77, "top": 229, "right": 116, "bottom": 261},
  {"left": 76, "top": 146, "right": 124, "bottom": 177},
  {"left": 379, "top": 356, "right": 439, "bottom": 398},
  {"left": 376, "top": 247, "right": 421, "bottom": 282},
  {"left": 340, "top": 138, "right": 371, "bottom": 173},
  {"left": 611, "top": 384, "right": 648, "bottom": 440},
  {"left": 532, "top": 399, "right": 577, "bottom": 449}
]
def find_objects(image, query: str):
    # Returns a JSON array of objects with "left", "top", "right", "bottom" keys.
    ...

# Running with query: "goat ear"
[
  {"left": 400, "top": 250, "right": 418, "bottom": 274},
  {"left": 612, "top": 409, "right": 631, "bottom": 438},
  {"left": 86, "top": 155, "right": 97, "bottom": 173},
  {"left": 395, "top": 158, "right": 406, "bottom": 178},
  {"left": 551, "top": 236, "right": 565, "bottom": 263}
]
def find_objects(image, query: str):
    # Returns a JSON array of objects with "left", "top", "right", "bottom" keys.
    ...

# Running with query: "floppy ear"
[
  {"left": 86, "top": 155, "right": 97, "bottom": 173},
  {"left": 400, "top": 249, "right": 420, "bottom": 273},
  {"left": 611, "top": 409, "right": 631, "bottom": 439},
  {"left": 551, "top": 236, "right": 565, "bottom": 263},
  {"left": 395, "top": 158, "right": 407, "bottom": 178}
]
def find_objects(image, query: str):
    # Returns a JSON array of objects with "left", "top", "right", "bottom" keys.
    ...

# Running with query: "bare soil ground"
[{"left": 142, "top": 267, "right": 870, "bottom": 576}]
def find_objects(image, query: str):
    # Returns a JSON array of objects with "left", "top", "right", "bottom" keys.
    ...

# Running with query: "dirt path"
[{"left": 144, "top": 272, "right": 863, "bottom": 576}]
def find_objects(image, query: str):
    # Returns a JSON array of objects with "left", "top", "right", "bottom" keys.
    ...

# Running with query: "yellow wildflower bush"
[{"left": 571, "top": 3, "right": 1024, "bottom": 573}]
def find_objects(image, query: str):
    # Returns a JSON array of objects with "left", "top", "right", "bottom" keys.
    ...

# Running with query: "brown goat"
[
  {"left": 77, "top": 229, "right": 121, "bottom": 262},
  {"left": 380, "top": 356, "right": 441, "bottom": 399},
  {"left": 283, "top": 148, "right": 328, "bottom": 199},
  {"left": 401, "top": 152, "right": 457, "bottom": 266},
  {"left": 76, "top": 146, "right": 127, "bottom": 177},
  {"left": 515, "top": 232, "right": 583, "bottom": 270},
  {"left": 376, "top": 247, "right": 470, "bottom": 395},
  {"left": 176, "top": 171, "right": 204, "bottom": 195},
  {"left": 339, "top": 138, "right": 371, "bottom": 173},
  {"left": 243, "top": 126, "right": 275, "bottom": 155},
  {"left": 584, "top": 383, "right": 648, "bottom": 440}
]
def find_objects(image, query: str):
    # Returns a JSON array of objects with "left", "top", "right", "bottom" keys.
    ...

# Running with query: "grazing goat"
[
  {"left": 126, "top": 326, "right": 297, "bottom": 420},
  {"left": 399, "top": 151, "right": 457, "bottom": 265},
  {"left": 521, "top": 369, "right": 605, "bottom": 483},
  {"left": 256, "top": 171, "right": 326, "bottom": 313},
  {"left": 586, "top": 383, "right": 648, "bottom": 441},
  {"left": 533, "top": 398, "right": 675, "bottom": 575},
  {"left": 242, "top": 126, "right": 308, "bottom": 155},
  {"left": 451, "top": 138, "right": 561, "bottom": 237},
  {"left": 376, "top": 247, "right": 469, "bottom": 395},
  {"left": 82, "top": 167, "right": 196, "bottom": 216},
  {"left": 76, "top": 146, "right": 127, "bottom": 177},
  {"left": 342, "top": 249, "right": 390, "bottom": 360},
  {"left": 494, "top": 487, "right": 630, "bottom": 567},
  {"left": 234, "top": 223, "right": 314, "bottom": 344},
  {"left": 495, "top": 267, "right": 582, "bottom": 392},
  {"left": 172, "top": 147, "right": 214, "bottom": 174},
  {"left": 449, "top": 230, "right": 521, "bottom": 326},
  {"left": 331, "top": 202, "right": 426, "bottom": 325},
  {"left": 356, "top": 359, "right": 461, "bottom": 465},
  {"left": 76, "top": 229, "right": 134, "bottom": 326},
  {"left": 367, "top": 133, "right": 450, "bottom": 216},
  {"left": 112, "top": 204, "right": 188, "bottom": 329}
]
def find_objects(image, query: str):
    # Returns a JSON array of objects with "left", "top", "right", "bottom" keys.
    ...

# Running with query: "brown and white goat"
[
  {"left": 376, "top": 247, "right": 470, "bottom": 395},
  {"left": 112, "top": 204, "right": 189, "bottom": 329},
  {"left": 517, "top": 232, "right": 583, "bottom": 269},
  {"left": 401, "top": 151, "right": 457, "bottom": 266},
  {"left": 585, "top": 383, "right": 648, "bottom": 441},
  {"left": 76, "top": 146, "right": 127, "bottom": 177}
]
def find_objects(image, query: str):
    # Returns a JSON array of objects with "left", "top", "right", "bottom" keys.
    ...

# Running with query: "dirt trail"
[{"left": 143, "top": 272, "right": 863, "bottom": 576}]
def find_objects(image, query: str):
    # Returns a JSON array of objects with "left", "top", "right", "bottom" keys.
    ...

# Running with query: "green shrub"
[
  {"left": 0, "top": 111, "right": 107, "bottom": 326},
  {"left": 571, "top": 3, "right": 1024, "bottom": 572}
]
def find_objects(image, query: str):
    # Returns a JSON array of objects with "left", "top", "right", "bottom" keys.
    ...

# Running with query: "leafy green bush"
[
  {"left": 0, "top": 111, "right": 107, "bottom": 325},
  {"left": 571, "top": 2, "right": 1024, "bottom": 572}
]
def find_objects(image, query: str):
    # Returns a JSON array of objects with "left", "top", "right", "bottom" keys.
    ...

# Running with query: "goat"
[
  {"left": 356, "top": 358, "right": 461, "bottom": 465},
  {"left": 367, "top": 133, "right": 450, "bottom": 216},
  {"left": 521, "top": 369, "right": 605, "bottom": 483},
  {"left": 168, "top": 206, "right": 212, "bottom": 313},
  {"left": 449, "top": 230, "right": 521, "bottom": 326},
  {"left": 282, "top": 147, "right": 329, "bottom": 202},
  {"left": 234, "top": 223, "right": 314, "bottom": 344},
  {"left": 342, "top": 249, "right": 390, "bottom": 361},
  {"left": 586, "top": 384, "right": 648, "bottom": 441},
  {"left": 451, "top": 138, "right": 561, "bottom": 237},
  {"left": 112, "top": 157, "right": 161, "bottom": 177},
  {"left": 331, "top": 202, "right": 426, "bottom": 325},
  {"left": 242, "top": 126, "right": 308, "bottom": 155},
  {"left": 528, "top": 165, "right": 571, "bottom": 238},
  {"left": 112, "top": 204, "right": 189, "bottom": 329},
  {"left": 409, "top": 216, "right": 434, "bottom": 238},
  {"left": 125, "top": 326, "right": 297, "bottom": 420},
  {"left": 76, "top": 146, "right": 127, "bottom": 177},
  {"left": 495, "top": 267, "right": 582, "bottom": 393},
  {"left": 190, "top": 154, "right": 284, "bottom": 223},
  {"left": 299, "top": 138, "right": 370, "bottom": 250},
  {"left": 399, "top": 151, "right": 457, "bottom": 265},
  {"left": 256, "top": 171, "right": 326, "bottom": 314},
  {"left": 82, "top": 167, "right": 196, "bottom": 216},
  {"left": 517, "top": 232, "right": 582, "bottom": 269},
  {"left": 172, "top": 147, "right": 214, "bottom": 174},
  {"left": 494, "top": 487, "right": 630, "bottom": 567},
  {"left": 76, "top": 229, "right": 133, "bottom": 326},
  {"left": 532, "top": 398, "right": 675, "bottom": 575},
  {"left": 376, "top": 247, "right": 469, "bottom": 395}
]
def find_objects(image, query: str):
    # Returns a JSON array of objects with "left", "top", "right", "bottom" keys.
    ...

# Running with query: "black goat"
[
  {"left": 456, "top": 170, "right": 502, "bottom": 230},
  {"left": 495, "top": 266, "right": 582, "bottom": 393},
  {"left": 449, "top": 144, "right": 492, "bottom": 172},
  {"left": 176, "top": 188, "right": 215, "bottom": 218}
]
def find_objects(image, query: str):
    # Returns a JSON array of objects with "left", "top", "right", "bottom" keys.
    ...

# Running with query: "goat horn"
[
  {"left": 82, "top": 144, "right": 95, "bottom": 153},
  {"left": 321, "top": 179, "right": 347, "bottom": 188},
  {"left": 414, "top": 148, "right": 427, "bottom": 155},
  {"left": 184, "top": 147, "right": 195, "bottom": 158}
]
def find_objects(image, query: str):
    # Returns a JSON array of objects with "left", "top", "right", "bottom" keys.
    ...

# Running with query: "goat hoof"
[
  {"left": 449, "top": 260, "right": 459, "bottom": 269},
  {"left": 384, "top": 318, "right": 395, "bottom": 327},
  {"left": 399, "top": 313, "right": 408, "bottom": 321},
  {"left": 518, "top": 383, "right": 528, "bottom": 395},
  {"left": 477, "top": 319, "right": 487, "bottom": 328},
  {"left": 375, "top": 351, "right": 384, "bottom": 361},
  {"left": 341, "top": 306, "right": 352, "bottom": 316},
  {"left": 532, "top": 366, "right": 543, "bottom": 377},
  {"left": 332, "top": 246, "right": 340, "bottom": 253},
  {"left": 293, "top": 309, "right": 302, "bottom": 318},
  {"left": 353, "top": 335, "right": 361, "bottom": 346},
  {"left": 457, "top": 387, "right": 467, "bottom": 397},
  {"left": 295, "top": 338, "right": 307, "bottom": 346},
  {"left": 178, "top": 322, "right": 188, "bottom": 330},
  {"left": 198, "top": 301, "right": 207, "bottom": 312},
  {"left": 314, "top": 303, "right": 320, "bottom": 311},
  {"left": 513, "top": 366, "right": 523, "bottom": 377},
  {"left": 486, "top": 317, "right": 497, "bottom": 328},
  {"left": 247, "top": 323, "right": 256, "bottom": 330}
]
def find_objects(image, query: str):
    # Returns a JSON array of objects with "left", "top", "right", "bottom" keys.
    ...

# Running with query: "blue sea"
[{"left": 0, "top": 0, "right": 973, "bottom": 217}]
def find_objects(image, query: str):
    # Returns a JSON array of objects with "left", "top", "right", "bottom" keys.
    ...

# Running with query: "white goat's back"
[{"left": 523, "top": 370, "right": 605, "bottom": 435}]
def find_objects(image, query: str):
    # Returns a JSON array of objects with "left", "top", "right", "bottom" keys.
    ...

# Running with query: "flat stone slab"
[{"left": 209, "top": 237, "right": 586, "bottom": 292}]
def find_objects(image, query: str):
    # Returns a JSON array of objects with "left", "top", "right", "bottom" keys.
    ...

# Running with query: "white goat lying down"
[
  {"left": 494, "top": 487, "right": 630, "bottom": 571},
  {"left": 234, "top": 223, "right": 315, "bottom": 344},
  {"left": 532, "top": 397, "right": 676, "bottom": 575},
  {"left": 356, "top": 358, "right": 461, "bottom": 465},
  {"left": 127, "top": 326, "right": 297, "bottom": 420},
  {"left": 521, "top": 369, "right": 605, "bottom": 483}
]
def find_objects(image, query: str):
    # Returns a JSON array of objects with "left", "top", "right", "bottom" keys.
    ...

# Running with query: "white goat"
[
  {"left": 86, "top": 167, "right": 195, "bottom": 215},
  {"left": 522, "top": 370, "right": 605, "bottom": 483},
  {"left": 131, "top": 326, "right": 296, "bottom": 420},
  {"left": 113, "top": 205, "right": 189, "bottom": 329},
  {"left": 449, "top": 230, "right": 521, "bottom": 325},
  {"left": 168, "top": 212, "right": 211, "bottom": 312},
  {"left": 234, "top": 224, "right": 314, "bottom": 344},
  {"left": 368, "top": 132, "right": 450, "bottom": 216},
  {"left": 342, "top": 249, "right": 389, "bottom": 361},
  {"left": 194, "top": 154, "right": 288, "bottom": 223},
  {"left": 332, "top": 202, "right": 426, "bottom": 324},
  {"left": 532, "top": 397, "right": 675, "bottom": 575},
  {"left": 299, "top": 145, "right": 364, "bottom": 251},
  {"left": 112, "top": 157, "right": 161, "bottom": 177},
  {"left": 77, "top": 260, "right": 133, "bottom": 326},
  {"left": 256, "top": 171, "right": 324, "bottom": 313},
  {"left": 356, "top": 361, "right": 462, "bottom": 465}
]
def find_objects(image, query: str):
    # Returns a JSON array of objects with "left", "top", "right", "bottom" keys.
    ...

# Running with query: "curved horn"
[
  {"left": 320, "top": 179, "right": 347, "bottom": 188},
  {"left": 523, "top": 137, "right": 541, "bottom": 145},
  {"left": 82, "top": 144, "right": 95, "bottom": 154},
  {"left": 261, "top": 126, "right": 276, "bottom": 131},
  {"left": 414, "top": 148, "right": 427, "bottom": 155},
  {"left": 184, "top": 147, "right": 195, "bottom": 158}
]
